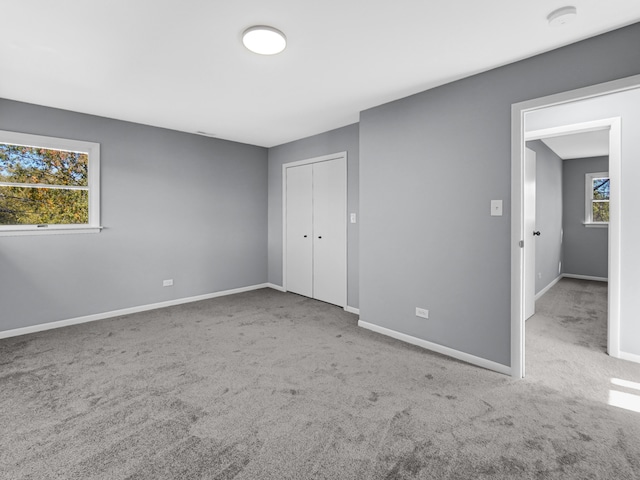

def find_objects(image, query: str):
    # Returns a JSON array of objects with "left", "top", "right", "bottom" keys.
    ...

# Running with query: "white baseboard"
[
  {"left": 535, "top": 275, "right": 563, "bottom": 301},
  {"left": 535, "top": 273, "right": 608, "bottom": 302},
  {"left": 264, "top": 284, "right": 356, "bottom": 315},
  {"left": 562, "top": 273, "right": 608, "bottom": 282},
  {"left": 357, "top": 320, "right": 511, "bottom": 376},
  {"left": 0, "top": 283, "right": 271, "bottom": 340},
  {"left": 619, "top": 351, "right": 640, "bottom": 365},
  {"left": 266, "top": 283, "right": 286, "bottom": 292}
]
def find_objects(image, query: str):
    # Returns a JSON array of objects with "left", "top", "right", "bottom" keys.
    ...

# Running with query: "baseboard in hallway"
[{"left": 536, "top": 273, "right": 608, "bottom": 301}]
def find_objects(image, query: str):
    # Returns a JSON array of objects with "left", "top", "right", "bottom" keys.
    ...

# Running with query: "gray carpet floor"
[{"left": 1, "top": 279, "right": 639, "bottom": 479}]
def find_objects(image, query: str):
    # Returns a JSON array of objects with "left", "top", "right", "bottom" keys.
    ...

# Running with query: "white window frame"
[
  {"left": 0, "top": 130, "right": 101, "bottom": 236},
  {"left": 584, "top": 171, "right": 609, "bottom": 228}
]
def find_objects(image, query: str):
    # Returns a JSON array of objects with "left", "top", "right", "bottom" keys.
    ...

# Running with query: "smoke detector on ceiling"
[{"left": 548, "top": 6, "right": 577, "bottom": 27}]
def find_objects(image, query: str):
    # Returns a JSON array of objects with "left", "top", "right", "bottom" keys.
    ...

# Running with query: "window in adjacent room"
[
  {"left": 585, "top": 171, "right": 609, "bottom": 226},
  {"left": 0, "top": 130, "right": 101, "bottom": 235}
]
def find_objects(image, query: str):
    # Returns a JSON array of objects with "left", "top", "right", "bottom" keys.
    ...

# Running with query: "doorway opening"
[
  {"left": 511, "top": 75, "right": 640, "bottom": 379},
  {"left": 524, "top": 123, "right": 614, "bottom": 378}
]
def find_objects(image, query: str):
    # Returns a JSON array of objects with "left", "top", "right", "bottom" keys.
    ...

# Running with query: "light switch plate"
[
  {"left": 350, "top": 213, "right": 357, "bottom": 223},
  {"left": 491, "top": 200, "right": 503, "bottom": 216}
]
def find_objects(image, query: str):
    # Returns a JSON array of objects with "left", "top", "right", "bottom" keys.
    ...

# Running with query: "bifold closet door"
[
  {"left": 312, "top": 158, "right": 346, "bottom": 306},
  {"left": 285, "top": 164, "right": 313, "bottom": 298},
  {"left": 285, "top": 157, "right": 346, "bottom": 307}
]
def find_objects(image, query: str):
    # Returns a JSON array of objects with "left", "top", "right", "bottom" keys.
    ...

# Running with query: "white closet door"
[
  {"left": 312, "top": 158, "right": 347, "bottom": 307},
  {"left": 286, "top": 164, "right": 313, "bottom": 298}
]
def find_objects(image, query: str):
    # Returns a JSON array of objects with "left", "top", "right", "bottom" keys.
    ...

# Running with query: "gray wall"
[
  {"left": 563, "top": 156, "right": 609, "bottom": 278},
  {"left": 359, "top": 23, "right": 640, "bottom": 366},
  {"left": 268, "top": 123, "right": 359, "bottom": 308},
  {"left": 0, "top": 99, "right": 268, "bottom": 332},
  {"left": 526, "top": 141, "right": 563, "bottom": 294}
]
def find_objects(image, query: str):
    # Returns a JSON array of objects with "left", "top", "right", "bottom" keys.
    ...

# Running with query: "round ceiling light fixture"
[
  {"left": 242, "top": 26, "right": 287, "bottom": 55},
  {"left": 547, "top": 6, "right": 577, "bottom": 27}
]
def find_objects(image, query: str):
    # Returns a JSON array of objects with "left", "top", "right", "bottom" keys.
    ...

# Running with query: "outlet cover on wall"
[
  {"left": 416, "top": 307, "right": 429, "bottom": 319},
  {"left": 163, "top": 279, "right": 174, "bottom": 287}
]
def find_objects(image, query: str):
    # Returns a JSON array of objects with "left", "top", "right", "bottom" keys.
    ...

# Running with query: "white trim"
[
  {"left": 0, "top": 182, "right": 88, "bottom": 190},
  {"left": 265, "top": 283, "right": 358, "bottom": 313},
  {"left": 584, "top": 223, "right": 608, "bottom": 228},
  {"left": 619, "top": 351, "right": 640, "bottom": 365},
  {"left": 607, "top": 118, "right": 622, "bottom": 359},
  {"left": 282, "top": 151, "right": 348, "bottom": 307},
  {"left": 524, "top": 123, "right": 614, "bottom": 141},
  {"left": 514, "top": 74, "right": 640, "bottom": 114},
  {"left": 511, "top": 75, "right": 640, "bottom": 378},
  {"left": 562, "top": 273, "right": 608, "bottom": 282},
  {"left": 0, "top": 226, "right": 103, "bottom": 237},
  {"left": 511, "top": 101, "right": 526, "bottom": 379},
  {"left": 266, "top": 283, "right": 286, "bottom": 292},
  {"left": 535, "top": 274, "right": 563, "bottom": 301},
  {"left": 0, "top": 130, "right": 101, "bottom": 234},
  {"left": 535, "top": 274, "right": 608, "bottom": 302},
  {"left": 281, "top": 151, "right": 348, "bottom": 170},
  {"left": 0, "top": 283, "right": 270, "bottom": 340},
  {"left": 0, "top": 130, "right": 98, "bottom": 153},
  {"left": 358, "top": 320, "right": 511, "bottom": 376}
]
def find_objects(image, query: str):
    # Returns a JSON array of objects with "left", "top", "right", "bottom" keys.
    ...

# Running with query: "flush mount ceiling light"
[
  {"left": 547, "top": 6, "right": 577, "bottom": 27},
  {"left": 242, "top": 26, "right": 287, "bottom": 55}
]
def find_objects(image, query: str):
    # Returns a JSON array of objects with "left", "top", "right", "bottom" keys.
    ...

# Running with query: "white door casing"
[{"left": 511, "top": 74, "right": 637, "bottom": 378}]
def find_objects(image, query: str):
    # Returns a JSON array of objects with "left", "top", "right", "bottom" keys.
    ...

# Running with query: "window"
[
  {"left": 0, "top": 130, "right": 100, "bottom": 236},
  {"left": 585, "top": 171, "right": 609, "bottom": 226}
]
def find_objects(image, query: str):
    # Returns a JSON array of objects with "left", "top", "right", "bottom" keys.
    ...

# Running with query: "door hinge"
[{"left": 519, "top": 240, "right": 524, "bottom": 248}]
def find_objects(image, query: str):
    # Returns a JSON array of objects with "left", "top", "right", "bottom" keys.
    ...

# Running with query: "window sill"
[
  {"left": 583, "top": 223, "right": 608, "bottom": 228},
  {"left": 0, "top": 226, "right": 103, "bottom": 237}
]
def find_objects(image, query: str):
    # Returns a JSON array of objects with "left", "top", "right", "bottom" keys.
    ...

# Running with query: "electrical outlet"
[
  {"left": 416, "top": 307, "right": 429, "bottom": 319},
  {"left": 163, "top": 279, "right": 173, "bottom": 287}
]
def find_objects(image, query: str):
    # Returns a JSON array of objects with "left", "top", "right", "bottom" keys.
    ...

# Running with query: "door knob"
[
  {"left": 318, "top": 236, "right": 322, "bottom": 239},
  {"left": 303, "top": 235, "right": 307, "bottom": 238},
  {"left": 533, "top": 231, "right": 541, "bottom": 236}
]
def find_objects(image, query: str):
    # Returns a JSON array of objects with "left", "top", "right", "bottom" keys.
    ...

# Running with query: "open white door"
[{"left": 524, "top": 148, "right": 536, "bottom": 320}]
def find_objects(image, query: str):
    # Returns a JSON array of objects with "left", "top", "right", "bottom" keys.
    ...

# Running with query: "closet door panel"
[
  {"left": 312, "top": 158, "right": 347, "bottom": 307},
  {"left": 285, "top": 164, "right": 313, "bottom": 297}
]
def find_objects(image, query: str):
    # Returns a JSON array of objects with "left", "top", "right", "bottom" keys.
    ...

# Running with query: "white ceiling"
[
  {"left": 2, "top": 1, "right": 640, "bottom": 148},
  {"left": 541, "top": 130, "right": 610, "bottom": 159}
]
